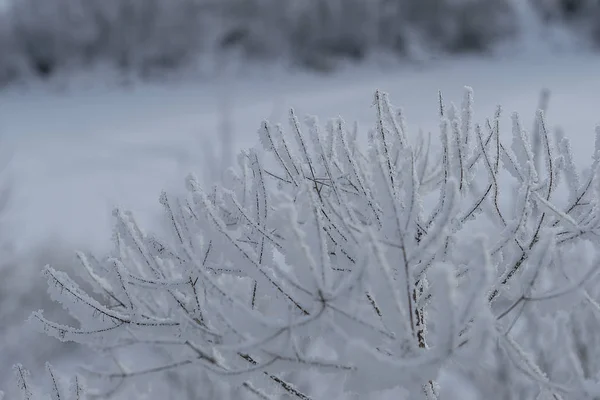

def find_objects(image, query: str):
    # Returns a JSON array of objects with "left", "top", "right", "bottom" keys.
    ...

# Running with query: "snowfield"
[{"left": 3, "top": 52, "right": 600, "bottom": 256}]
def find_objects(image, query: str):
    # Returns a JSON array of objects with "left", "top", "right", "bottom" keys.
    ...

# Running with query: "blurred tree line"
[{"left": 0, "top": 0, "right": 598, "bottom": 84}]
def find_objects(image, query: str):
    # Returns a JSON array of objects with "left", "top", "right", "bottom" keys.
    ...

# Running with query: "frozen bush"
[
  {"left": 0, "top": 135, "right": 87, "bottom": 399},
  {"left": 0, "top": 364, "right": 85, "bottom": 400},
  {"left": 0, "top": 224, "right": 89, "bottom": 397},
  {"left": 0, "top": 12, "right": 25, "bottom": 85},
  {"left": 23, "top": 88, "right": 600, "bottom": 399},
  {"left": 215, "top": 0, "right": 381, "bottom": 71},
  {"left": 5, "top": 0, "right": 210, "bottom": 79},
  {"left": 216, "top": 0, "right": 288, "bottom": 58},
  {"left": 530, "top": 0, "right": 600, "bottom": 48},
  {"left": 403, "top": 0, "right": 516, "bottom": 53},
  {"left": 218, "top": 0, "right": 518, "bottom": 68},
  {"left": 285, "top": 0, "right": 377, "bottom": 68},
  {"left": 531, "top": 0, "right": 589, "bottom": 19},
  {"left": 0, "top": 242, "right": 82, "bottom": 392}
]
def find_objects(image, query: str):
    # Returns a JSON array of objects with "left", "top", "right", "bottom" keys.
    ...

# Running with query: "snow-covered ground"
[{"left": 2, "top": 52, "right": 600, "bottom": 256}]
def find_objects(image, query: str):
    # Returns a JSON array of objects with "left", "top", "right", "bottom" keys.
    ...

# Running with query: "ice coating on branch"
[{"left": 21, "top": 88, "right": 600, "bottom": 399}]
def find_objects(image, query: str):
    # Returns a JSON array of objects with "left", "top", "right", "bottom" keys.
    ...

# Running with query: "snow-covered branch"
[
  {"left": 22, "top": 87, "right": 600, "bottom": 399},
  {"left": 0, "top": 364, "right": 85, "bottom": 400}
]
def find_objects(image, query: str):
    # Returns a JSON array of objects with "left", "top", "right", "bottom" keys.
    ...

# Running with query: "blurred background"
[
  {"left": 0, "top": 0, "right": 597, "bottom": 83},
  {"left": 0, "top": 0, "right": 598, "bottom": 82},
  {"left": 1, "top": 0, "right": 600, "bottom": 397}
]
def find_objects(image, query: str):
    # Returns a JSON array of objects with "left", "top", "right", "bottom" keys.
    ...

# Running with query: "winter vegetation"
[
  {"left": 4, "top": 86, "right": 600, "bottom": 398},
  {"left": 0, "top": 133, "right": 83, "bottom": 398},
  {"left": 0, "top": 240, "right": 86, "bottom": 398},
  {"left": 0, "top": 364, "right": 85, "bottom": 400},
  {"left": 0, "top": 0, "right": 599, "bottom": 84},
  {"left": 2, "top": 2, "right": 600, "bottom": 397}
]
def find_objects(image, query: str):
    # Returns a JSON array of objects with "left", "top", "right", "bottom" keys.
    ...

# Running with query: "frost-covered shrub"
[
  {"left": 0, "top": 12, "right": 24, "bottom": 86},
  {"left": 284, "top": 0, "right": 378, "bottom": 68},
  {"left": 215, "top": 0, "right": 381, "bottom": 71},
  {"left": 404, "top": 0, "right": 516, "bottom": 53},
  {"left": 0, "top": 0, "right": 523, "bottom": 80},
  {"left": 218, "top": 0, "right": 517, "bottom": 68},
  {"left": 5, "top": 0, "right": 209, "bottom": 78},
  {"left": 0, "top": 134, "right": 86, "bottom": 399},
  {"left": 530, "top": 0, "right": 590, "bottom": 19},
  {"left": 27, "top": 88, "right": 600, "bottom": 399},
  {"left": 0, "top": 364, "right": 85, "bottom": 400},
  {"left": 530, "top": 0, "right": 600, "bottom": 48},
  {"left": 0, "top": 241, "right": 83, "bottom": 397}
]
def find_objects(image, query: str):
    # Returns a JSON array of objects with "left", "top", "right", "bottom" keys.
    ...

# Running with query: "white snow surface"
[{"left": 1, "top": 52, "right": 599, "bottom": 256}]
